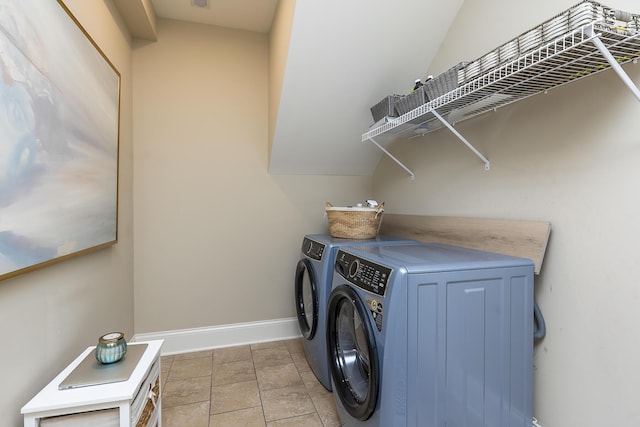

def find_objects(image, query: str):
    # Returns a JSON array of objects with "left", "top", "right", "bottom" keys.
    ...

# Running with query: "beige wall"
[
  {"left": 373, "top": 0, "right": 640, "bottom": 425},
  {"left": 132, "top": 19, "right": 371, "bottom": 334},
  {"left": 0, "top": 1, "right": 134, "bottom": 426}
]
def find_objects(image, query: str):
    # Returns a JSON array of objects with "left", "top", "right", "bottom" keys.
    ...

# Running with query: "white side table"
[{"left": 21, "top": 340, "right": 163, "bottom": 427}]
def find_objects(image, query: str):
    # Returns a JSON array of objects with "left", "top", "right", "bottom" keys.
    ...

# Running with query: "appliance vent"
[{"left": 191, "top": 0, "right": 209, "bottom": 8}]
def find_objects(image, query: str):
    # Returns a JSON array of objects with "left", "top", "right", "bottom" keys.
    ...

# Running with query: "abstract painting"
[{"left": 0, "top": 0, "right": 120, "bottom": 281}]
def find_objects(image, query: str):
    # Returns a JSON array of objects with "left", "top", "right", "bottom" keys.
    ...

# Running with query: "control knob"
[{"left": 348, "top": 258, "right": 360, "bottom": 278}]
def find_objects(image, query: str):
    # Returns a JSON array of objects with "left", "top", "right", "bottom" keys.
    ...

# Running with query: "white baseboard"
[{"left": 132, "top": 317, "right": 301, "bottom": 355}]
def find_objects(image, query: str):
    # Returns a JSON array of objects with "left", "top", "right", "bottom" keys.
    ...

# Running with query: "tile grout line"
[
  {"left": 250, "top": 344, "right": 269, "bottom": 427},
  {"left": 206, "top": 352, "right": 215, "bottom": 426}
]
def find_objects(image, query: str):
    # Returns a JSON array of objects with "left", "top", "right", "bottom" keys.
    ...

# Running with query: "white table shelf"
[{"left": 21, "top": 340, "right": 163, "bottom": 427}]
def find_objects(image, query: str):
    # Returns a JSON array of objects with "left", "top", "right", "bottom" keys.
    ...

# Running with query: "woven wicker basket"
[
  {"left": 395, "top": 86, "right": 429, "bottom": 117},
  {"left": 370, "top": 95, "right": 402, "bottom": 122},
  {"left": 424, "top": 62, "right": 468, "bottom": 99},
  {"left": 325, "top": 202, "right": 384, "bottom": 239},
  {"left": 135, "top": 377, "right": 160, "bottom": 426}
]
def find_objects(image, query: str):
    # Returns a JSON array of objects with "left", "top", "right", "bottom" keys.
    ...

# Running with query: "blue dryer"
[
  {"left": 326, "top": 243, "right": 534, "bottom": 426},
  {"left": 294, "top": 234, "right": 416, "bottom": 391}
]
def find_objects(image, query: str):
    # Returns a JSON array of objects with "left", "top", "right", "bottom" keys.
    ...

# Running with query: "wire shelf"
[{"left": 363, "top": 23, "right": 640, "bottom": 143}]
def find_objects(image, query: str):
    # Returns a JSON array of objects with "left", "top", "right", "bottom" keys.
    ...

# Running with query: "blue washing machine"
[
  {"left": 326, "top": 242, "right": 534, "bottom": 426},
  {"left": 294, "top": 234, "right": 416, "bottom": 391}
]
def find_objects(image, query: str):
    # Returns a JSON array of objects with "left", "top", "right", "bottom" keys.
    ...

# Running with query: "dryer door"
[
  {"left": 295, "top": 258, "right": 319, "bottom": 340},
  {"left": 327, "top": 284, "right": 379, "bottom": 421}
]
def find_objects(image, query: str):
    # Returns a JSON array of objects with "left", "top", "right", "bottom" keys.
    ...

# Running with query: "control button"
[{"left": 348, "top": 259, "right": 360, "bottom": 278}]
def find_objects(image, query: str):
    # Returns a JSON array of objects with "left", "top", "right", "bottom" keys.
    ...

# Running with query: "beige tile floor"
[{"left": 160, "top": 338, "right": 341, "bottom": 427}]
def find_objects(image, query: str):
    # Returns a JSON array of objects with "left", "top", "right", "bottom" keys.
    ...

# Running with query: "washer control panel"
[
  {"left": 334, "top": 249, "right": 393, "bottom": 297},
  {"left": 302, "top": 237, "right": 325, "bottom": 261}
]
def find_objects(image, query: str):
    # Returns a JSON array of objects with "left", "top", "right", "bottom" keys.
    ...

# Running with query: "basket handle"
[{"left": 324, "top": 202, "right": 333, "bottom": 217}]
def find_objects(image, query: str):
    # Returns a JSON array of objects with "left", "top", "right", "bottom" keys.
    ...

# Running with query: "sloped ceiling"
[
  {"left": 115, "top": 0, "right": 465, "bottom": 176},
  {"left": 270, "top": 1, "right": 464, "bottom": 175}
]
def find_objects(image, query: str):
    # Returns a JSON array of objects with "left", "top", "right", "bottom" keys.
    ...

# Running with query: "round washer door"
[
  {"left": 327, "top": 284, "right": 379, "bottom": 421},
  {"left": 295, "top": 258, "right": 319, "bottom": 340}
]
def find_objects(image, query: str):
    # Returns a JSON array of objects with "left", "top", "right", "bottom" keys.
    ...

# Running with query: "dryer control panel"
[
  {"left": 335, "top": 249, "right": 393, "bottom": 297},
  {"left": 302, "top": 237, "right": 325, "bottom": 261}
]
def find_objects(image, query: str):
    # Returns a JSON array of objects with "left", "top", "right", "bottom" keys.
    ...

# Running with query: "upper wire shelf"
[{"left": 362, "top": 23, "right": 640, "bottom": 146}]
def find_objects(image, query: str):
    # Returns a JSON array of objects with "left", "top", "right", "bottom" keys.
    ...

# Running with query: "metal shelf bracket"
[
  {"left": 589, "top": 33, "right": 640, "bottom": 102},
  {"left": 367, "top": 136, "right": 415, "bottom": 179},
  {"left": 431, "top": 110, "right": 491, "bottom": 171}
]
